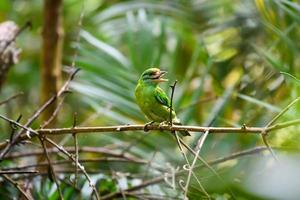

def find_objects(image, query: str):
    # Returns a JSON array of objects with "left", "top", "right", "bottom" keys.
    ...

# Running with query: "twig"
[
  {"left": 1, "top": 174, "right": 33, "bottom": 200},
  {"left": 261, "top": 96, "right": 300, "bottom": 161},
  {"left": 38, "top": 136, "right": 63, "bottom": 200},
  {"left": 173, "top": 131, "right": 194, "bottom": 195},
  {"left": 266, "top": 96, "right": 300, "bottom": 127},
  {"left": 178, "top": 135, "right": 236, "bottom": 199},
  {"left": 5, "top": 146, "right": 136, "bottom": 160},
  {"left": 9, "top": 114, "right": 22, "bottom": 143},
  {"left": 169, "top": 80, "right": 177, "bottom": 124},
  {"left": 261, "top": 133, "right": 278, "bottom": 161},
  {"left": 167, "top": 82, "right": 193, "bottom": 193},
  {"left": 44, "top": 137, "right": 101, "bottom": 200},
  {"left": 13, "top": 146, "right": 286, "bottom": 182},
  {"left": 3, "top": 157, "right": 150, "bottom": 172},
  {"left": 184, "top": 130, "right": 210, "bottom": 199},
  {"left": 40, "top": 68, "right": 81, "bottom": 128},
  {"left": 0, "top": 92, "right": 23, "bottom": 106},
  {"left": 0, "top": 115, "right": 99, "bottom": 199},
  {"left": 191, "top": 171, "right": 210, "bottom": 199},
  {"left": 72, "top": 112, "right": 79, "bottom": 187},
  {"left": 0, "top": 170, "right": 38, "bottom": 174},
  {"left": 1, "top": 115, "right": 300, "bottom": 152},
  {"left": 101, "top": 146, "right": 274, "bottom": 200},
  {"left": 34, "top": 119, "right": 300, "bottom": 135},
  {"left": 111, "top": 170, "right": 127, "bottom": 200},
  {"left": 41, "top": 97, "right": 66, "bottom": 128},
  {"left": 0, "top": 68, "right": 80, "bottom": 160}
]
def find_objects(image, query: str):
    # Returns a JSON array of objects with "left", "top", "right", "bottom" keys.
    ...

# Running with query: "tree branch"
[
  {"left": 0, "top": 116, "right": 300, "bottom": 152},
  {"left": 0, "top": 68, "right": 80, "bottom": 160},
  {"left": 1, "top": 174, "right": 33, "bottom": 200},
  {"left": 35, "top": 119, "right": 300, "bottom": 135},
  {"left": 0, "top": 170, "right": 38, "bottom": 174}
]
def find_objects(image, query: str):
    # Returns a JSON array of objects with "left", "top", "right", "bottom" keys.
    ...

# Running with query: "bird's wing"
[{"left": 154, "top": 87, "right": 170, "bottom": 108}]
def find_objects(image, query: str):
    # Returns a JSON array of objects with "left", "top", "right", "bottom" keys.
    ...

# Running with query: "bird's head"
[{"left": 139, "top": 68, "right": 168, "bottom": 85}]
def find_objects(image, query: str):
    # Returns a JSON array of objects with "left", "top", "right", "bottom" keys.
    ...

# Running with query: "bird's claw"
[
  {"left": 144, "top": 121, "right": 155, "bottom": 132},
  {"left": 159, "top": 121, "right": 170, "bottom": 127}
]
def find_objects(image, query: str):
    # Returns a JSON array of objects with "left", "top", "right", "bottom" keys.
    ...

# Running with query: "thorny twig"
[
  {"left": 44, "top": 137, "right": 101, "bottom": 200},
  {"left": 38, "top": 136, "right": 63, "bottom": 200},
  {"left": 0, "top": 116, "right": 100, "bottom": 200},
  {"left": 1, "top": 174, "right": 33, "bottom": 200},
  {"left": 28, "top": 119, "right": 300, "bottom": 135},
  {"left": 0, "top": 68, "right": 80, "bottom": 160}
]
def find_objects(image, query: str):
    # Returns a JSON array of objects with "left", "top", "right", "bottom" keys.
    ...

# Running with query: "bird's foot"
[
  {"left": 159, "top": 121, "right": 171, "bottom": 127},
  {"left": 158, "top": 121, "right": 171, "bottom": 132},
  {"left": 144, "top": 121, "right": 155, "bottom": 132}
]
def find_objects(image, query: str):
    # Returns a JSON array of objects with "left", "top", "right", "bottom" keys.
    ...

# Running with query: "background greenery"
[{"left": 0, "top": 0, "right": 300, "bottom": 199}]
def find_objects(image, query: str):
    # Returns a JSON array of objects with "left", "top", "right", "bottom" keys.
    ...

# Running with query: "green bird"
[{"left": 135, "top": 68, "right": 190, "bottom": 136}]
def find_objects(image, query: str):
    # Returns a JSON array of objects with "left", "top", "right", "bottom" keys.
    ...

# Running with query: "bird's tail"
[{"left": 173, "top": 121, "right": 191, "bottom": 136}]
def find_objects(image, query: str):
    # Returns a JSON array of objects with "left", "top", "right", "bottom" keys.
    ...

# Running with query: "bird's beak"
[{"left": 153, "top": 71, "right": 168, "bottom": 82}]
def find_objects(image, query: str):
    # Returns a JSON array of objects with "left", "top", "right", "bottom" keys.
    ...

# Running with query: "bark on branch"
[{"left": 41, "top": 0, "right": 64, "bottom": 125}]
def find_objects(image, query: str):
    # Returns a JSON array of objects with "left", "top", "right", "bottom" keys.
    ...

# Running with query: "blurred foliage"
[{"left": 0, "top": 0, "right": 300, "bottom": 199}]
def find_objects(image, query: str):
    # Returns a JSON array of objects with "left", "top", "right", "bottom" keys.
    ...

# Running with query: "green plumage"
[{"left": 135, "top": 68, "right": 190, "bottom": 136}]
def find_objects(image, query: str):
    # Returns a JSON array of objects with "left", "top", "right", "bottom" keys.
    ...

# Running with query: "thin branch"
[
  {"left": 0, "top": 68, "right": 80, "bottom": 160},
  {"left": 262, "top": 134, "right": 278, "bottom": 161},
  {"left": 169, "top": 80, "right": 177, "bottom": 124},
  {"left": 261, "top": 96, "right": 300, "bottom": 161},
  {"left": 38, "top": 136, "right": 63, "bottom": 200},
  {"left": 73, "top": 112, "right": 79, "bottom": 187},
  {"left": 44, "top": 137, "right": 101, "bottom": 200},
  {"left": 0, "top": 170, "right": 38, "bottom": 174},
  {"left": 111, "top": 170, "right": 127, "bottom": 200},
  {"left": 1, "top": 113, "right": 300, "bottom": 155},
  {"left": 3, "top": 157, "right": 150, "bottom": 172},
  {"left": 178, "top": 136, "right": 235, "bottom": 199},
  {"left": 5, "top": 146, "right": 137, "bottom": 160},
  {"left": 184, "top": 130, "right": 210, "bottom": 199},
  {"left": 1, "top": 116, "right": 300, "bottom": 152},
  {"left": 0, "top": 92, "right": 23, "bottom": 106},
  {"left": 41, "top": 97, "right": 65, "bottom": 128},
  {"left": 101, "top": 146, "right": 274, "bottom": 200},
  {"left": 266, "top": 96, "right": 300, "bottom": 127},
  {"left": 0, "top": 115, "right": 99, "bottom": 199},
  {"left": 1, "top": 174, "right": 33, "bottom": 200},
  {"left": 174, "top": 131, "right": 192, "bottom": 192},
  {"left": 35, "top": 119, "right": 300, "bottom": 135}
]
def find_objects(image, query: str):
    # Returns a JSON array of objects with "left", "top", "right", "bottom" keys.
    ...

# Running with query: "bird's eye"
[{"left": 142, "top": 70, "right": 159, "bottom": 79}]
